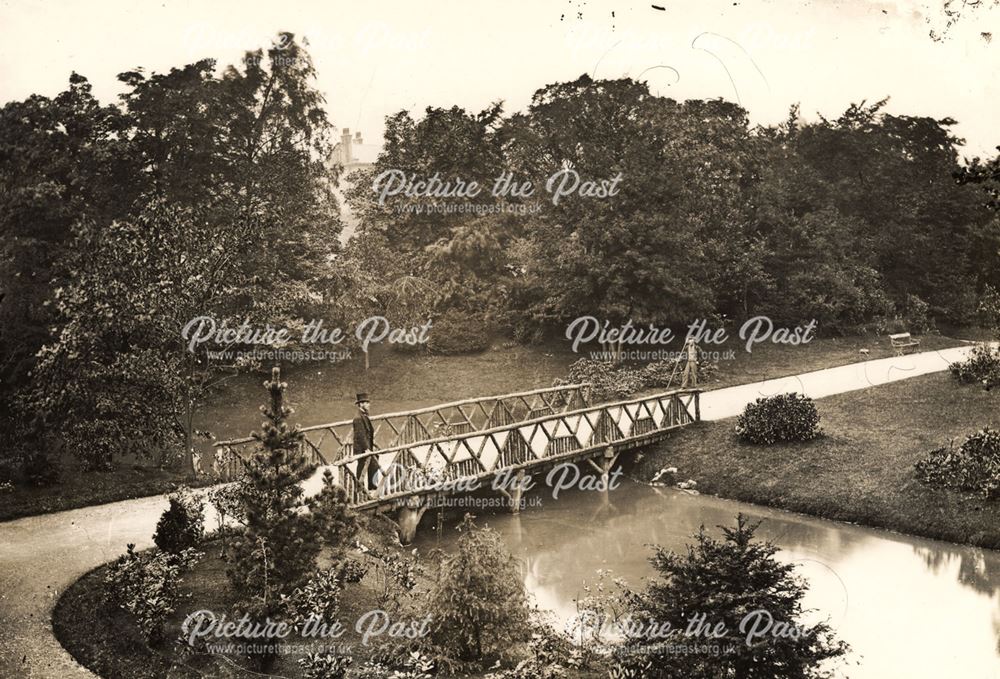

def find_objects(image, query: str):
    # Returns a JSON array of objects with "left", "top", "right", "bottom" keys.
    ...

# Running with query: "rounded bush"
[
  {"left": 153, "top": 490, "right": 205, "bottom": 554},
  {"left": 735, "top": 393, "right": 822, "bottom": 444},
  {"left": 563, "top": 358, "right": 647, "bottom": 400},
  {"left": 949, "top": 344, "right": 1000, "bottom": 385},
  {"left": 915, "top": 427, "right": 1000, "bottom": 499}
]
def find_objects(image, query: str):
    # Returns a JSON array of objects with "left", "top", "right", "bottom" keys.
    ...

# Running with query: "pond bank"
[{"left": 635, "top": 369, "right": 1000, "bottom": 549}]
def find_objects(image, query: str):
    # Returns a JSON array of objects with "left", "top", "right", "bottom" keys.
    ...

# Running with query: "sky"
[{"left": 1, "top": 0, "right": 998, "bottom": 158}]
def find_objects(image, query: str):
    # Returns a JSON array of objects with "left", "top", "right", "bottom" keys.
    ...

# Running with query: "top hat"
[{"left": 355, "top": 392, "right": 370, "bottom": 404}]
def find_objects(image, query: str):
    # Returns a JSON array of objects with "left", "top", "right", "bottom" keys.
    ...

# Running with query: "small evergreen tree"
[
  {"left": 615, "top": 515, "right": 847, "bottom": 678},
  {"left": 227, "top": 367, "right": 319, "bottom": 611},
  {"left": 226, "top": 367, "right": 357, "bottom": 668},
  {"left": 427, "top": 514, "right": 532, "bottom": 664}
]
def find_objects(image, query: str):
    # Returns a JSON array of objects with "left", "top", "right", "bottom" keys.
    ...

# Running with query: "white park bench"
[{"left": 888, "top": 332, "right": 921, "bottom": 356}]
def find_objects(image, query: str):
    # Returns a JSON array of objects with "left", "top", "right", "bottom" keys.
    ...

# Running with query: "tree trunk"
[
  {"left": 600, "top": 338, "right": 624, "bottom": 365},
  {"left": 183, "top": 352, "right": 197, "bottom": 475}
]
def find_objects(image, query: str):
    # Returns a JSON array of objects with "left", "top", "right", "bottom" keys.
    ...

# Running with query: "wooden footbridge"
[{"left": 215, "top": 382, "right": 701, "bottom": 542}]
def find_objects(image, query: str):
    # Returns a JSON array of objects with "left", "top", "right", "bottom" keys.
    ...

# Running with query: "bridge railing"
[
  {"left": 335, "top": 387, "right": 701, "bottom": 507},
  {"left": 212, "top": 383, "right": 591, "bottom": 480}
]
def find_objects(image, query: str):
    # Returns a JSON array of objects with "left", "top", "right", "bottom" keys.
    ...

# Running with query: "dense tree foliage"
[
  {"left": 0, "top": 74, "right": 138, "bottom": 464},
  {"left": 347, "top": 77, "right": 998, "bottom": 342},
  {"left": 2, "top": 34, "right": 341, "bottom": 470},
  {"left": 2, "top": 58, "right": 997, "bottom": 474}
]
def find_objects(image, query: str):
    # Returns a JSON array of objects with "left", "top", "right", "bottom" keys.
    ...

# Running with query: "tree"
[
  {"left": 956, "top": 146, "right": 1000, "bottom": 212},
  {"left": 332, "top": 230, "right": 438, "bottom": 369},
  {"left": 505, "top": 77, "right": 750, "bottom": 346},
  {"left": 23, "top": 34, "right": 344, "bottom": 472},
  {"left": 346, "top": 104, "right": 505, "bottom": 250},
  {"left": 344, "top": 104, "right": 511, "bottom": 344},
  {"left": 616, "top": 515, "right": 848, "bottom": 678},
  {"left": 227, "top": 367, "right": 319, "bottom": 608},
  {"left": 24, "top": 201, "right": 247, "bottom": 470},
  {"left": 226, "top": 367, "right": 357, "bottom": 623},
  {"left": 774, "top": 101, "right": 989, "bottom": 323},
  {"left": 0, "top": 73, "right": 137, "bottom": 466},
  {"left": 118, "top": 32, "right": 343, "bottom": 324},
  {"left": 427, "top": 514, "right": 532, "bottom": 663}
]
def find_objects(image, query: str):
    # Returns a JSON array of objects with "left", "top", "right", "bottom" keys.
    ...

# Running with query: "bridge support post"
[
  {"left": 587, "top": 446, "right": 619, "bottom": 487},
  {"left": 497, "top": 469, "right": 528, "bottom": 514},
  {"left": 396, "top": 497, "right": 429, "bottom": 545},
  {"left": 509, "top": 469, "right": 526, "bottom": 514}
]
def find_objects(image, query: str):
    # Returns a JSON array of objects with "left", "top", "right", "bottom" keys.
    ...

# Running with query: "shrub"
[
  {"left": 900, "top": 294, "right": 937, "bottom": 335},
  {"left": 563, "top": 358, "right": 647, "bottom": 401},
  {"left": 915, "top": 428, "right": 1000, "bottom": 499},
  {"left": 344, "top": 652, "right": 435, "bottom": 679},
  {"left": 642, "top": 354, "right": 718, "bottom": 388},
  {"left": 339, "top": 558, "right": 369, "bottom": 584},
  {"left": 282, "top": 566, "right": 343, "bottom": 626},
  {"left": 735, "top": 393, "right": 821, "bottom": 444},
  {"left": 22, "top": 451, "right": 61, "bottom": 486},
  {"left": 103, "top": 543, "right": 201, "bottom": 644},
  {"left": 309, "top": 478, "right": 360, "bottom": 555},
  {"left": 207, "top": 481, "right": 248, "bottom": 555},
  {"left": 153, "top": 488, "right": 205, "bottom": 554},
  {"left": 427, "top": 514, "right": 531, "bottom": 663},
  {"left": 949, "top": 344, "right": 1000, "bottom": 385},
  {"left": 354, "top": 649, "right": 435, "bottom": 679},
  {"left": 562, "top": 355, "right": 714, "bottom": 402},
  {"left": 299, "top": 652, "right": 352, "bottom": 679},
  {"left": 427, "top": 311, "right": 491, "bottom": 355},
  {"left": 485, "top": 627, "right": 584, "bottom": 679},
  {"left": 366, "top": 544, "right": 422, "bottom": 612}
]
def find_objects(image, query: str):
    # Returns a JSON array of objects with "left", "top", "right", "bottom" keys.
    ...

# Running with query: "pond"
[{"left": 414, "top": 479, "right": 1000, "bottom": 679}]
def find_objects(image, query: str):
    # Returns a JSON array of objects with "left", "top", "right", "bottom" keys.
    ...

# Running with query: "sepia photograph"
[{"left": 1, "top": 1, "right": 1000, "bottom": 677}]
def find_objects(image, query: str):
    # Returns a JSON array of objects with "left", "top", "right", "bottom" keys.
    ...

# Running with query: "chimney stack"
[{"left": 340, "top": 128, "right": 353, "bottom": 165}]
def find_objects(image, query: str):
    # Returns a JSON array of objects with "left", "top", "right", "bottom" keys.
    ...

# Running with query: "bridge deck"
[
  {"left": 215, "top": 384, "right": 700, "bottom": 511},
  {"left": 338, "top": 387, "right": 701, "bottom": 508}
]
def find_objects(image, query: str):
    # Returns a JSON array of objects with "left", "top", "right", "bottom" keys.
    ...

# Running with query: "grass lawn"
[
  {"left": 2, "top": 329, "right": 972, "bottom": 523},
  {"left": 632, "top": 371, "right": 1000, "bottom": 549}
]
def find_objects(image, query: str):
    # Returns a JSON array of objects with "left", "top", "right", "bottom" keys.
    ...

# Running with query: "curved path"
[{"left": 0, "top": 345, "right": 973, "bottom": 677}]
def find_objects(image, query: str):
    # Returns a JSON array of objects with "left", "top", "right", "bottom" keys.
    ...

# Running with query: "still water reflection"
[{"left": 416, "top": 480, "right": 1000, "bottom": 679}]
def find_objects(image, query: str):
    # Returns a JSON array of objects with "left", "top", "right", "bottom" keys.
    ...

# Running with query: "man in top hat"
[{"left": 353, "top": 392, "right": 378, "bottom": 494}]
